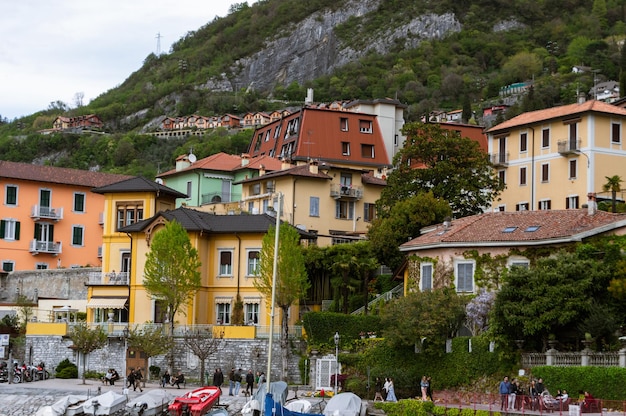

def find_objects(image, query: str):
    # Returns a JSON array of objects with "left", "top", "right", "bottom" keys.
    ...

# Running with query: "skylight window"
[
  {"left": 525, "top": 225, "right": 540, "bottom": 232},
  {"left": 502, "top": 226, "right": 517, "bottom": 233}
]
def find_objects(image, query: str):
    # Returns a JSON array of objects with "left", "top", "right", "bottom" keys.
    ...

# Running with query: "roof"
[
  {"left": 235, "top": 164, "right": 332, "bottom": 185},
  {"left": 119, "top": 206, "right": 316, "bottom": 238},
  {"left": 487, "top": 99, "right": 626, "bottom": 133},
  {"left": 91, "top": 176, "right": 188, "bottom": 198},
  {"left": 0, "top": 161, "right": 133, "bottom": 188},
  {"left": 400, "top": 209, "right": 626, "bottom": 251},
  {"left": 157, "top": 153, "right": 283, "bottom": 178}
]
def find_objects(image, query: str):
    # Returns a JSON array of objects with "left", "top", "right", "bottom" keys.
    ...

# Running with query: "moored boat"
[
  {"left": 126, "top": 389, "right": 174, "bottom": 416},
  {"left": 168, "top": 386, "right": 221, "bottom": 416},
  {"left": 82, "top": 391, "right": 127, "bottom": 415},
  {"left": 322, "top": 392, "right": 364, "bottom": 416}
]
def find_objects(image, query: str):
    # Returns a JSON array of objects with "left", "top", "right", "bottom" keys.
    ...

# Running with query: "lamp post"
[
  {"left": 334, "top": 332, "right": 340, "bottom": 394},
  {"left": 122, "top": 326, "right": 129, "bottom": 392}
]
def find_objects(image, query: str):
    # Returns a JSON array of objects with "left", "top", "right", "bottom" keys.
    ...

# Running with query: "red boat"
[{"left": 168, "top": 386, "right": 221, "bottom": 416}]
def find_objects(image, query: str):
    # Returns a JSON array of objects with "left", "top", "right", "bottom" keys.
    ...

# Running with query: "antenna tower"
[{"left": 156, "top": 32, "right": 162, "bottom": 55}]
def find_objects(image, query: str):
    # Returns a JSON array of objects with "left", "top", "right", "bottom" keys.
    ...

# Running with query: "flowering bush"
[{"left": 465, "top": 289, "right": 495, "bottom": 336}]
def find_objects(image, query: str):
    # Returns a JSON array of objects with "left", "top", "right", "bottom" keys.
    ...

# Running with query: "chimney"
[
  {"left": 443, "top": 216, "right": 452, "bottom": 228},
  {"left": 175, "top": 154, "right": 191, "bottom": 172},
  {"left": 305, "top": 88, "right": 314, "bottom": 105},
  {"left": 577, "top": 92, "right": 587, "bottom": 104},
  {"left": 587, "top": 193, "right": 597, "bottom": 215},
  {"left": 241, "top": 153, "right": 250, "bottom": 166},
  {"left": 259, "top": 164, "right": 266, "bottom": 176},
  {"left": 309, "top": 159, "right": 319, "bottom": 174},
  {"left": 281, "top": 158, "right": 291, "bottom": 170}
]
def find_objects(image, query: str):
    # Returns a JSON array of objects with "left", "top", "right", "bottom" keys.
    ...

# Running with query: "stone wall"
[
  {"left": 25, "top": 336, "right": 309, "bottom": 386},
  {"left": 0, "top": 268, "right": 95, "bottom": 303}
]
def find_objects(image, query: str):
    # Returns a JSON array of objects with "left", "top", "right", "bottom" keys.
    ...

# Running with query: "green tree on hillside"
[
  {"left": 143, "top": 220, "right": 202, "bottom": 337},
  {"left": 254, "top": 223, "right": 309, "bottom": 381}
]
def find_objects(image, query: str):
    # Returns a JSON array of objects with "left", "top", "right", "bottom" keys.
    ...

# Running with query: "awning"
[{"left": 86, "top": 297, "right": 128, "bottom": 309}]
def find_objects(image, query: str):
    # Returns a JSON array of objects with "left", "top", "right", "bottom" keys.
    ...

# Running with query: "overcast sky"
[{"left": 0, "top": 0, "right": 242, "bottom": 120}]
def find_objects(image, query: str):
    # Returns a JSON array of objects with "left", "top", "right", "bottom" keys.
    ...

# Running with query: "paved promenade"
[{"left": 0, "top": 378, "right": 250, "bottom": 415}]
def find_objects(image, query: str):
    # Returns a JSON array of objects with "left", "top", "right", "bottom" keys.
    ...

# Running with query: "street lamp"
[
  {"left": 334, "top": 332, "right": 340, "bottom": 394},
  {"left": 122, "top": 326, "right": 129, "bottom": 392}
]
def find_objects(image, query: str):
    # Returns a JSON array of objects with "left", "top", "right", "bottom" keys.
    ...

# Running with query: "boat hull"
[{"left": 168, "top": 386, "right": 221, "bottom": 416}]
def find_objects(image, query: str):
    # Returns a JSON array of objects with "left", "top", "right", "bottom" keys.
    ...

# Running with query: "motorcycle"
[
  {"left": 0, "top": 362, "right": 8, "bottom": 383},
  {"left": 35, "top": 361, "right": 49, "bottom": 381},
  {"left": 11, "top": 364, "right": 21, "bottom": 384}
]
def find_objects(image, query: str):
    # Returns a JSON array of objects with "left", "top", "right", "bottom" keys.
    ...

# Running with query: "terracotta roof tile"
[
  {"left": 158, "top": 153, "right": 283, "bottom": 177},
  {"left": 0, "top": 160, "right": 132, "bottom": 187},
  {"left": 487, "top": 100, "right": 626, "bottom": 133},
  {"left": 401, "top": 210, "right": 626, "bottom": 250}
]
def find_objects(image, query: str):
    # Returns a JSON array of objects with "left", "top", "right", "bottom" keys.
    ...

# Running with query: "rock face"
[{"left": 207, "top": 0, "right": 461, "bottom": 93}]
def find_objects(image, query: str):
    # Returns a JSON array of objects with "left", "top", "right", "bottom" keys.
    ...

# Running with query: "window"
[
  {"left": 251, "top": 183, "right": 261, "bottom": 195},
  {"left": 273, "top": 124, "right": 281, "bottom": 139},
  {"left": 72, "top": 193, "right": 85, "bottom": 213},
  {"left": 498, "top": 170, "right": 506, "bottom": 186},
  {"left": 361, "top": 144, "right": 375, "bottom": 158},
  {"left": 34, "top": 223, "right": 54, "bottom": 244},
  {"left": 364, "top": 203, "right": 376, "bottom": 222},
  {"left": 264, "top": 130, "right": 270, "bottom": 142},
  {"left": 341, "top": 142, "right": 350, "bottom": 156},
  {"left": 216, "top": 302, "right": 231, "bottom": 324},
  {"left": 455, "top": 262, "right": 474, "bottom": 293},
  {"left": 35, "top": 263, "right": 48, "bottom": 270},
  {"left": 516, "top": 202, "right": 529, "bottom": 211},
  {"left": 569, "top": 159, "right": 578, "bottom": 179},
  {"left": 5, "top": 185, "right": 17, "bottom": 206},
  {"left": 509, "top": 259, "right": 530, "bottom": 268},
  {"left": 309, "top": 196, "right": 319, "bottom": 217},
  {"left": 186, "top": 181, "right": 192, "bottom": 198},
  {"left": 539, "top": 199, "right": 551, "bottom": 210},
  {"left": 247, "top": 250, "right": 260, "bottom": 276},
  {"left": 494, "top": 205, "right": 505, "bottom": 212},
  {"left": 71, "top": 226, "right": 84, "bottom": 246},
  {"left": 262, "top": 199, "right": 269, "bottom": 214},
  {"left": 542, "top": 128, "right": 550, "bottom": 148},
  {"left": 612, "top": 122, "right": 621, "bottom": 143},
  {"left": 520, "top": 132, "right": 528, "bottom": 152},
  {"left": 340, "top": 118, "right": 348, "bottom": 131},
  {"left": 421, "top": 263, "right": 433, "bottom": 291},
  {"left": 116, "top": 203, "right": 143, "bottom": 230},
  {"left": 245, "top": 302, "right": 259, "bottom": 325},
  {"left": 525, "top": 226, "right": 540, "bottom": 232},
  {"left": 359, "top": 120, "right": 372, "bottom": 133},
  {"left": 335, "top": 201, "right": 354, "bottom": 219},
  {"left": 502, "top": 226, "right": 517, "bottom": 233},
  {"left": 219, "top": 250, "right": 233, "bottom": 276},
  {"left": 519, "top": 167, "right": 527, "bottom": 186},
  {"left": 566, "top": 195, "right": 579, "bottom": 209},
  {"left": 2, "top": 261, "right": 14, "bottom": 272},
  {"left": 541, "top": 163, "right": 549, "bottom": 182},
  {"left": 0, "top": 219, "right": 20, "bottom": 240}
]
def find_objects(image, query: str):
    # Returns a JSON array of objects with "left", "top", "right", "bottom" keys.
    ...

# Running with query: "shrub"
[
  {"left": 55, "top": 358, "right": 78, "bottom": 379},
  {"left": 149, "top": 365, "right": 160, "bottom": 379},
  {"left": 84, "top": 370, "right": 103, "bottom": 380},
  {"left": 447, "top": 408, "right": 461, "bottom": 416},
  {"left": 433, "top": 406, "right": 447, "bottom": 416}
]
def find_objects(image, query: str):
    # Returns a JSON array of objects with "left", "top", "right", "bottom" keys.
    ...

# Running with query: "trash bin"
[{"left": 569, "top": 404, "right": 581, "bottom": 416}]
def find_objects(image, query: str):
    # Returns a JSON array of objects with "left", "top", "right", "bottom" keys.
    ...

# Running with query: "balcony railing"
[
  {"left": 490, "top": 152, "right": 509, "bottom": 167},
  {"left": 31, "top": 205, "right": 63, "bottom": 221},
  {"left": 558, "top": 138, "right": 581, "bottom": 154},
  {"left": 330, "top": 184, "right": 363, "bottom": 199},
  {"left": 86, "top": 271, "right": 129, "bottom": 285},
  {"left": 29, "top": 240, "right": 62, "bottom": 255},
  {"left": 201, "top": 192, "right": 241, "bottom": 205}
]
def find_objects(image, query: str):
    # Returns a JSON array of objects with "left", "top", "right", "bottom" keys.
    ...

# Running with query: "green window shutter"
[
  {"left": 0, "top": 220, "right": 5, "bottom": 239},
  {"left": 15, "top": 222, "right": 20, "bottom": 240}
]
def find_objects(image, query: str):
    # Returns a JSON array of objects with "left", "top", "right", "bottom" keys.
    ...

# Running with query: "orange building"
[{"left": 0, "top": 161, "right": 131, "bottom": 271}]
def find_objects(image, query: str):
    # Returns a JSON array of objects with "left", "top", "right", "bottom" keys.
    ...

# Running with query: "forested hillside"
[{"left": 0, "top": 0, "right": 624, "bottom": 177}]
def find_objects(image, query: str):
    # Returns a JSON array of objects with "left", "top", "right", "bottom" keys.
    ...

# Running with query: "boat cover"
[
  {"left": 322, "top": 393, "right": 362, "bottom": 416},
  {"left": 83, "top": 391, "right": 127, "bottom": 415},
  {"left": 126, "top": 389, "right": 174, "bottom": 415},
  {"left": 35, "top": 395, "right": 88, "bottom": 416}
]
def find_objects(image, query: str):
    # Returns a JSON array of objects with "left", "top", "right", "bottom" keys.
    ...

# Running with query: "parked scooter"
[
  {"left": 0, "top": 362, "right": 8, "bottom": 383},
  {"left": 11, "top": 363, "right": 21, "bottom": 384},
  {"left": 35, "top": 361, "right": 49, "bottom": 381}
]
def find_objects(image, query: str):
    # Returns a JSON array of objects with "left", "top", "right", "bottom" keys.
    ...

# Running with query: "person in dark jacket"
[
  {"left": 245, "top": 369, "right": 255, "bottom": 395},
  {"left": 213, "top": 368, "right": 224, "bottom": 392}
]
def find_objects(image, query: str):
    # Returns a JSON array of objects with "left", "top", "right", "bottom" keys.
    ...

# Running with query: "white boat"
[
  {"left": 35, "top": 395, "right": 89, "bottom": 416},
  {"left": 82, "top": 391, "right": 127, "bottom": 415},
  {"left": 241, "top": 381, "right": 289, "bottom": 416},
  {"left": 322, "top": 393, "right": 364, "bottom": 416},
  {"left": 206, "top": 409, "right": 229, "bottom": 416},
  {"left": 126, "top": 389, "right": 174, "bottom": 416},
  {"left": 285, "top": 400, "right": 313, "bottom": 413}
]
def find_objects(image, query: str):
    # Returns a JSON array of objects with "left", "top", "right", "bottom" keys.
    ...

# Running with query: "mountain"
[{"left": 0, "top": 0, "right": 624, "bottom": 176}]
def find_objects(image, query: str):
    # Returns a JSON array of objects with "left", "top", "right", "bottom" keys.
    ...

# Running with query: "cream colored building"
[
  {"left": 234, "top": 161, "right": 386, "bottom": 246},
  {"left": 487, "top": 99, "right": 626, "bottom": 211}
]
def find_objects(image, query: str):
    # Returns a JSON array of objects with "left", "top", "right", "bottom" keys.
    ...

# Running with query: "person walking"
[
  {"left": 245, "top": 369, "right": 255, "bottom": 395},
  {"left": 384, "top": 377, "right": 397, "bottom": 402},
  {"left": 213, "top": 368, "right": 224, "bottom": 393},
  {"left": 374, "top": 377, "right": 384, "bottom": 402},
  {"left": 499, "top": 376, "right": 510, "bottom": 411},
  {"left": 133, "top": 367, "right": 144, "bottom": 392},
  {"left": 228, "top": 368, "right": 235, "bottom": 396},
  {"left": 420, "top": 375, "right": 429, "bottom": 400},
  {"left": 234, "top": 368, "right": 243, "bottom": 396}
]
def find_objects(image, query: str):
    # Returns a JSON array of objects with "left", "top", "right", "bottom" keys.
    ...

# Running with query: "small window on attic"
[{"left": 502, "top": 226, "right": 517, "bottom": 233}]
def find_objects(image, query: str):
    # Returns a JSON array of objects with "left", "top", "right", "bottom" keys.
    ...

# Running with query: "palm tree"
[{"left": 603, "top": 175, "right": 623, "bottom": 213}]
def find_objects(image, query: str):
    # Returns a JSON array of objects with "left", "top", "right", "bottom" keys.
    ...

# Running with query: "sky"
[{"left": 0, "top": 0, "right": 243, "bottom": 120}]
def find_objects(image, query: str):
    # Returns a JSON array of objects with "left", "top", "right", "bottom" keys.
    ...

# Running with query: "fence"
[{"left": 521, "top": 350, "right": 623, "bottom": 368}]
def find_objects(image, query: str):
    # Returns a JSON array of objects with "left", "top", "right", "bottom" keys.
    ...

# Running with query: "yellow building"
[
  {"left": 119, "top": 207, "right": 315, "bottom": 327},
  {"left": 234, "top": 161, "right": 386, "bottom": 246},
  {"left": 487, "top": 99, "right": 626, "bottom": 211},
  {"left": 86, "top": 177, "right": 186, "bottom": 328}
]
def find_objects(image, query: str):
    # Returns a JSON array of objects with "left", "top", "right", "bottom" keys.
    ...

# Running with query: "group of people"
[
  {"left": 161, "top": 370, "right": 186, "bottom": 389},
  {"left": 374, "top": 375, "right": 433, "bottom": 402},
  {"left": 102, "top": 368, "right": 120, "bottom": 385},
  {"left": 127, "top": 367, "right": 144, "bottom": 392},
  {"left": 499, "top": 376, "right": 576, "bottom": 412},
  {"left": 213, "top": 367, "right": 265, "bottom": 396}
]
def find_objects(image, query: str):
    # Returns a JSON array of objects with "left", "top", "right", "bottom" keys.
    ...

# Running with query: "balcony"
[
  {"left": 201, "top": 192, "right": 241, "bottom": 205},
  {"left": 86, "top": 271, "right": 129, "bottom": 285},
  {"left": 330, "top": 184, "right": 363, "bottom": 199},
  {"left": 490, "top": 152, "right": 509, "bottom": 167},
  {"left": 31, "top": 205, "right": 63, "bottom": 221},
  {"left": 558, "top": 139, "right": 581, "bottom": 154},
  {"left": 29, "top": 240, "right": 62, "bottom": 255}
]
